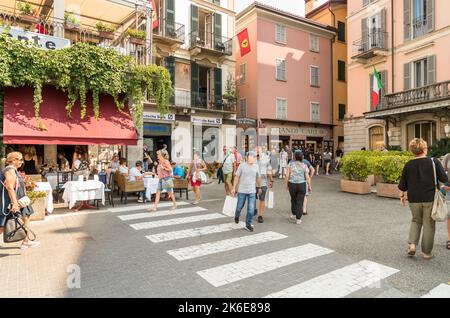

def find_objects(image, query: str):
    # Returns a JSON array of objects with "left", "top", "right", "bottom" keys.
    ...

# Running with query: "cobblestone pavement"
[{"left": 0, "top": 174, "right": 448, "bottom": 298}]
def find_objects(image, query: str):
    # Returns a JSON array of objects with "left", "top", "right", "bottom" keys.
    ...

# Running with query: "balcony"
[
  {"left": 153, "top": 18, "right": 185, "bottom": 47},
  {"left": 413, "top": 17, "right": 429, "bottom": 38},
  {"left": 352, "top": 29, "right": 388, "bottom": 62},
  {"left": 365, "top": 81, "right": 450, "bottom": 119},
  {"left": 189, "top": 31, "right": 232, "bottom": 57}
]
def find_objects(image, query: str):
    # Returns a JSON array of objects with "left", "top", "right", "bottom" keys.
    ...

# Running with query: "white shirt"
[
  {"left": 119, "top": 165, "right": 129, "bottom": 174},
  {"left": 128, "top": 167, "right": 142, "bottom": 182}
]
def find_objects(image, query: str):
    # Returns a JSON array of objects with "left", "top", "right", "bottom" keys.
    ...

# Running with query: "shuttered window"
[
  {"left": 276, "top": 98, "right": 287, "bottom": 120},
  {"left": 311, "top": 103, "right": 320, "bottom": 123},
  {"left": 276, "top": 59, "right": 287, "bottom": 81},
  {"left": 337, "top": 21, "right": 346, "bottom": 42},
  {"left": 275, "top": 24, "right": 286, "bottom": 44},
  {"left": 338, "top": 60, "right": 346, "bottom": 81},
  {"left": 239, "top": 64, "right": 246, "bottom": 85},
  {"left": 239, "top": 99, "right": 247, "bottom": 118},
  {"left": 310, "top": 34, "right": 319, "bottom": 52},
  {"left": 310, "top": 66, "right": 320, "bottom": 87},
  {"left": 338, "top": 104, "right": 346, "bottom": 120}
]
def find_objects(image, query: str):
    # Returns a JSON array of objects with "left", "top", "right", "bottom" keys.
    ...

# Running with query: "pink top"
[{"left": 157, "top": 159, "right": 172, "bottom": 179}]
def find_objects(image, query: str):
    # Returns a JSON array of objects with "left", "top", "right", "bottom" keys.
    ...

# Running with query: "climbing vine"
[{"left": 0, "top": 32, "right": 172, "bottom": 129}]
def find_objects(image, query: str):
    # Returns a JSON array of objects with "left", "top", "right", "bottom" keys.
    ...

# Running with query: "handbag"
[
  {"left": 431, "top": 158, "right": 448, "bottom": 222},
  {"left": 3, "top": 213, "right": 36, "bottom": 243},
  {"left": 267, "top": 190, "right": 274, "bottom": 209},
  {"left": 161, "top": 177, "right": 174, "bottom": 189},
  {"left": 18, "top": 196, "right": 31, "bottom": 208},
  {"left": 222, "top": 196, "right": 238, "bottom": 217}
]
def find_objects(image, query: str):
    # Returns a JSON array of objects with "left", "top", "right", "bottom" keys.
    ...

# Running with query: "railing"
[
  {"left": 189, "top": 31, "right": 232, "bottom": 55},
  {"left": 413, "top": 17, "right": 428, "bottom": 38},
  {"left": 154, "top": 18, "right": 185, "bottom": 43},
  {"left": 352, "top": 29, "right": 387, "bottom": 56},
  {"left": 383, "top": 80, "right": 450, "bottom": 110}
]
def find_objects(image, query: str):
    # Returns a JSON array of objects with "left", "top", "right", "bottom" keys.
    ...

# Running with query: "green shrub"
[
  {"left": 17, "top": 2, "right": 34, "bottom": 15},
  {"left": 128, "top": 29, "right": 146, "bottom": 40},
  {"left": 340, "top": 153, "right": 373, "bottom": 182},
  {"left": 428, "top": 138, "right": 450, "bottom": 158},
  {"left": 373, "top": 154, "right": 413, "bottom": 184},
  {"left": 96, "top": 22, "right": 116, "bottom": 33}
]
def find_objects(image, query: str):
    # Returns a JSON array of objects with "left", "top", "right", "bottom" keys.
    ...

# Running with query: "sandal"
[
  {"left": 147, "top": 206, "right": 156, "bottom": 212},
  {"left": 407, "top": 244, "right": 416, "bottom": 256},
  {"left": 422, "top": 254, "right": 433, "bottom": 260}
]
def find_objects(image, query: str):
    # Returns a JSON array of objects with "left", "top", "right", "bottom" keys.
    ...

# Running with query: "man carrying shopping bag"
[
  {"left": 254, "top": 146, "right": 273, "bottom": 223},
  {"left": 231, "top": 151, "right": 262, "bottom": 232}
]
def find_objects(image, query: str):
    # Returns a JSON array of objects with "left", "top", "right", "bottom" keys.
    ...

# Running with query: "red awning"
[{"left": 3, "top": 87, "right": 138, "bottom": 145}]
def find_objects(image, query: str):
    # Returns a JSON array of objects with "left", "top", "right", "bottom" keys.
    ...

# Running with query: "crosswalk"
[{"left": 110, "top": 201, "right": 400, "bottom": 298}]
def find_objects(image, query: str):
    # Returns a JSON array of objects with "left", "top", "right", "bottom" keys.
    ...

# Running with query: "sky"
[{"left": 235, "top": 0, "right": 305, "bottom": 17}]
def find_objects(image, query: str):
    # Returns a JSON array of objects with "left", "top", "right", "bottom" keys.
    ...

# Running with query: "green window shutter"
[
  {"left": 338, "top": 104, "right": 346, "bottom": 120},
  {"left": 165, "top": 0, "right": 175, "bottom": 36},
  {"left": 191, "top": 62, "right": 199, "bottom": 107},
  {"left": 337, "top": 21, "right": 345, "bottom": 42},
  {"left": 214, "top": 13, "right": 222, "bottom": 49},
  {"left": 404, "top": 0, "right": 411, "bottom": 41},
  {"left": 338, "top": 60, "right": 345, "bottom": 81},
  {"left": 165, "top": 57, "right": 175, "bottom": 105},
  {"left": 191, "top": 4, "right": 199, "bottom": 45},
  {"left": 214, "top": 68, "right": 222, "bottom": 108}
]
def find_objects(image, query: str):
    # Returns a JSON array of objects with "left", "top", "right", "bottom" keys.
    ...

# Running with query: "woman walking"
[
  {"left": 148, "top": 150, "right": 176, "bottom": 212},
  {"left": 186, "top": 152, "right": 207, "bottom": 204},
  {"left": 0, "top": 152, "right": 40, "bottom": 249},
  {"left": 323, "top": 148, "right": 332, "bottom": 176},
  {"left": 398, "top": 138, "right": 448, "bottom": 259},
  {"left": 285, "top": 151, "right": 312, "bottom": 225},
  {"left": 279, "top": 147, "right": 288, "bottom": 179},
  {"left": 314, "top": 149, "right": 322, "bottom": 176}
]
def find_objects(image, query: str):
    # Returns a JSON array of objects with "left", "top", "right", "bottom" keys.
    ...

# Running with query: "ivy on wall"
[{"left": 0, "top": 32, "right": 172, "bottom": 130}]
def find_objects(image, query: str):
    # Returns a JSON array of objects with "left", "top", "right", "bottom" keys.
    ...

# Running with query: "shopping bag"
[
  {"left": 222, "top": 196, "right": 238, "bottom": 217},
  {"left": 267, "top": 190, "right": 274, "bottom": 209}
]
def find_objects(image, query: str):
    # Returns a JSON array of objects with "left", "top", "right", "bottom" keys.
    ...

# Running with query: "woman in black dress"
[{"left": 22, "top": 146, "right": 39, "bottom": 175}]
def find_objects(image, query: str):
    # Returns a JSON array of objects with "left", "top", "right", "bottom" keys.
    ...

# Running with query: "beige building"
[{"left": 346, "top": 0, "right": 450, "bottom": 151}]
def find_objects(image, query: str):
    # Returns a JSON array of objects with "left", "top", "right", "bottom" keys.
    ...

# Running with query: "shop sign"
[
  {"left": 143, "top": 112, "right": 175, "bottom": 121},
  {"left": 0, "top": 26, "right": 70, "bottom": 50},
  {"left": 191, "top": 117, "right": 222, "bottom": 125},
  {"left": 237, "top": 118, "right": 257, "bottom": 127},
  {"left": 270, "top": 127, "right": 328, "bottom": 137}
]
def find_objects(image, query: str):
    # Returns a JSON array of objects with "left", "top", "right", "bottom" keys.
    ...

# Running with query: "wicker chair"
[
  {"left": 173, "top": 178, "right": 189, "bottom": 200},
  {"left": 116, "top": 173, "right": 145, "bottom": 204}
]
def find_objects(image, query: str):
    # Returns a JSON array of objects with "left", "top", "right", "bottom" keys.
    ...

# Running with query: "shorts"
[
  {"left": 224, "top": 173, "right": 233, "bottom": 183},
  {"left": 257, "top": 186, "right": 268, "bottom": 201},
  {"left": 190, "top": 175, "right": 201, "bottom": 187},
  {"left": 324, "top": 159, "right": 331, "bottom": 165},
  {"left": 157, "top": 179, "right": 173, "bottom": 193}
]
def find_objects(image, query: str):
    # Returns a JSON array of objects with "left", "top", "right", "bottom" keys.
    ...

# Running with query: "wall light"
[{"left": 445, "top": 124, "right": 450, "bottom": 137}]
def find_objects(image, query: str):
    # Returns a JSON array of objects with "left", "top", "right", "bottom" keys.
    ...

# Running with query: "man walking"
[
  {"left": 255, "top": 146, "right": 273, "bottom": 223},
  {"left": 231, "top": 151, "right": 262, "bottom": 232},
  {"left": 221, "top": 146, "right": 235, "bottom": 195}
]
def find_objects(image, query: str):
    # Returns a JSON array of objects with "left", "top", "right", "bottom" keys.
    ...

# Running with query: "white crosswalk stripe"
[
  {"left": 167, "top": 231, "right": 288, "bottom": 261},
  {"left": 118, "top": 207, "right": 207, "bottom": 221},
  {"left": 265, "top": 260, "right": 399, "bottom": 298},
  {"left": 197, "top": 244, "right": 334, "bottom": 287},
  {"left": 130, "top": 213, "right": 227, "bottom": 230},
  {"left": 108, "top": 201, "right": 190, "bottom": 213},
  {"left": 146, "top": 222, "right": 246, "bottom": 243}
]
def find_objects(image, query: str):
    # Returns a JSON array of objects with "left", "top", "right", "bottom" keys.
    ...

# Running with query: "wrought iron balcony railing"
[
  {"left": 154, "top": 18, "right": 185, "bottom": 43},
  {"left": 189, "top": 31, "right": 232, "bottom": 55},
  {"left": 352, "top": 29, "right": 388, "bottom": 58}
]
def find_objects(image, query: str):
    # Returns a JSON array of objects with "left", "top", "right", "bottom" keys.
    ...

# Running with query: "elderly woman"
[
  {"left": 0, "top": 152, "right": 40, "bottom": 249},
  {"left": 398, "top": 138, "right": 448, "bottom": 260},
  {"left": 148, "top": 150, "right": 176, "bottom": 212}
]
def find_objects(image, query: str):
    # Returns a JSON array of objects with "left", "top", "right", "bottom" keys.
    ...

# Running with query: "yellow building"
[{"left": 305, "top": 0, "right": 347, "bottom": 152}]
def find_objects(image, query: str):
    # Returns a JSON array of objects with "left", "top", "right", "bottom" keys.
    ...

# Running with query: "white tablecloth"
[
  {"left": 62, "top": 180, "right": 105, "bottom": 209},
  {"left": 46, "top": 173, "right": 76, "bottom": 190},
  {"left": 34, "top": 182, "right": 54, "bottom": 214},
  {"left": 144, "top": 177, "right": 159, "bottom": 200}
]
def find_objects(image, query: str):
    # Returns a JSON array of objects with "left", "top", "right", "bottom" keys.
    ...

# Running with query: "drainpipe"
[
  {"left": 386, "top": 0, "right": 394, "bottom": 149},
  {"left": 328, "top": 6, "right": 336, "bottom": 151}
]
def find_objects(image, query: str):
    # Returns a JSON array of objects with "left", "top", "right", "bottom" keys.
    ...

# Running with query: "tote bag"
[
  {"left": 431, "top": 159, "right": 448, "bottom": 222},
  {"left": 222, "top": 196, "right": 238, "bottom": 217},
  {"left": 267, "top": 190, "right": 274, "bottom": 209}
]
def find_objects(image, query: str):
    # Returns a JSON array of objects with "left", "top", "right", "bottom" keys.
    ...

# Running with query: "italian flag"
[{"left": 372, "top": 66, "right": 383, "bottom": 110}]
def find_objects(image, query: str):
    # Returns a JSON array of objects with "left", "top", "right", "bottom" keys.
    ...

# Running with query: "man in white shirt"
[
  {"left": 128, "top": 161, "right": 144, "bottom": 182},
  {"left": 222, "top": 146, "right": 235, "bottom": 195}
]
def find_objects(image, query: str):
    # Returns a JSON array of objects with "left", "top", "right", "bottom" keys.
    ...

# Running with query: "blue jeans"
[{"left": 235, "top": 193, "right": 256, "bottom": 227}]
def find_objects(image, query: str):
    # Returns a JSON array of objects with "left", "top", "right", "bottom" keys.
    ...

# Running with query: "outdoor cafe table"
[
  {"left": 62, "top": 180, "right": 105, "bottom": 211},
  {"left": 34, "top": 181, "right": 54, "bottom": 214}
]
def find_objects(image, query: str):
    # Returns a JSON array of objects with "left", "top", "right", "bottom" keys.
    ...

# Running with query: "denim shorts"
[
  {"left": 157, "top": 179, "right": 173, "bottom": 193},
  {"left": 257, "top": 186, "right": 268, "bottom": 201}
]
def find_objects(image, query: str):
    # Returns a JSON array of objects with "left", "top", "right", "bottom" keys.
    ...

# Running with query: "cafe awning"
[{"left": 3, "top": 86, "right": 138, "bottom": 146}]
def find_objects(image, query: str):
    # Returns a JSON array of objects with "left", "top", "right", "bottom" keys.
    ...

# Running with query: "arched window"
[{"left": 369, "top": 126, "right": 385, "bottom": 150}]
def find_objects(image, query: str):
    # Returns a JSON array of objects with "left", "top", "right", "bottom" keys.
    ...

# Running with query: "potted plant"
[
  {"left": 23, "top": 176, "right": 47, "bottom": 221},
  {"left": 374, "top": 153, "right": 413, "bottom": 199},
  {"left": 128, "top": 29, "right": 146, "bottom": 45},
  {"left": 340, "top": 151, "right": 373, "bottom": 195},
  {"left": 96, "top": 22, "right": 116, "bottom": 40},
  {"left": 17, "top": 1, "right": 38, "bottom": 24},
  {"left": 64, "top": 12, "right": 81, "bottom": 31}
]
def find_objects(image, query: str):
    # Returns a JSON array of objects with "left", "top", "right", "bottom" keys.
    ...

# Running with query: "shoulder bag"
[
  {"left": 4, "top": 213, "right": 36, "bottom": 243},
  {"left": 431, "top": 158, "right": 448, "bottom": 222}
]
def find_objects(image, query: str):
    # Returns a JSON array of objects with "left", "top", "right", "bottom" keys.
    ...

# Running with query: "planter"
[
  {"left": 20, "top": 14, "right": 39, "bottom": 24},
  {"left": 376, "top": 182, "right": 401, "bottom": 199},
  {"left": 340, "top": 178, "right": 371, "bottom": 195},
  {"left": 129, "top": 37, "right": 145, "bottom": 45},
  {"left": 30, "top": 198, "right": 45, "bottom": 221},
  {"left": 367, "top": 175, "right": 375, "bottom": 186},
  {"left": 99, "top": 31, "right": 115, "bottom": 40},
  {"left": 375, "top": 175, "right": 383, "bottom": 184},
  {"left": 65, "top": 23, "right": 81, "bottom": 31}
]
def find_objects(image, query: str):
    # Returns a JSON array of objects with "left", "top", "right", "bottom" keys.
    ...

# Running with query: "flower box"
[
  {"left": 99, "top": 31, "right": 115, "bottom": 40},
  {"left": 340, "top": 179, "right": 371, "bottom": 195},
  {"left": 65, "top": 22, "right": 81, "bottom": 31},
  {"left": 376, "top": 182, "right": 401, "bottom": 199},
  {"left": 129, "top": 36, "right": 145, "bottom": 45},
  {"left": 30, "top": 197, "right": 45, "bottom": 221},
  {"left": 20, "top": 14, "right": 39, "bottom": 24}
]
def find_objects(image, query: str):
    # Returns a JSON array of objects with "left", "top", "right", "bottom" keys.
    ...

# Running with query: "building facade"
[
  {"left": 305, "top": 0, "right": 348, "bottom": 153},
  {"left": 145, "top": 0, "right": 237, "bottom": 164},
  {"left": 346, "top": 0, "right": 450, "bottom": 152},
  {"left": 236, "top": 3, "right": 335, "bottom": 153}
]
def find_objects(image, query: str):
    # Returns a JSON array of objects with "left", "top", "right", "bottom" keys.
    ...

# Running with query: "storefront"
[
  {"left": 142, "top": 112, "right": 175, "bottom": 160},
  {"left": 192, "top": 116, "right": 223, "bottom": 162}
]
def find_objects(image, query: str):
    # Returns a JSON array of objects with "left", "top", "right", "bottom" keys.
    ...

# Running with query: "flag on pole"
[
  {"left": 372, "top": 66, "right": 383, "bottom": 110},
  {"left": 149, "top": 0, "right": 158, "bottom": 30},
  {"left": 237, "top": 28, "right": 251, "bottom": 57}
]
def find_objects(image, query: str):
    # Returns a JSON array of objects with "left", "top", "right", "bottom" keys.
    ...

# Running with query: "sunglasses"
[{"left": 15, "top": 158, "right": 24, "bottom": 162}]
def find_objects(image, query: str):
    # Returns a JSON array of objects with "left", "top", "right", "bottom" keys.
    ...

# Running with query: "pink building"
[
  {"left": 236, "top": 3, "right": 335, "bottom": 153},
  {"left": 346, "top": 0, "right": 450, "bottom": 151}
]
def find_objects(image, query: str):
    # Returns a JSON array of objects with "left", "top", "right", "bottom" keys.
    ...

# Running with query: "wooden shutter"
[
  {"left": 426, "top": 0, "right": 435, "bottom": 33},
  {"left": 404, "top": 0, "right": 411, "bottom": 41},
  {"left": 380, "top": 70, "right": 387, "bottom": 108},
  {"left": 404, "top": 62, "right": 411, "bottom": 90},
  {"left": 165, "top": 57, "right": 175, "bottom": 104},
  {"left": 338, "top": 21, "right": 345, "bottom": 42},
  {"left": 380, "top": 8, "right": 387, "bottom": 48},
  {"left": 361, "top": 18, "right": 368, "bottom": 51},
  {"left": 338, "top": 61, "right": 345, "bottom": 81},
  {"left": 191, "top": 62, "right": 199, "bottom": 107},
  {"left": 165, "top": 0, "right": 175, "bottom": 37},
  {"left": 214, "top": 68, "right": 222, "bottom": 108},
  {"left": 191, "top": 4, "right": 199, "bottom": 43},
  {"left": 214, "top": 13, "right": 222, "bottom": 49},
  {"left": 427, "top": 55, "right": 436, "bottom": 84}
]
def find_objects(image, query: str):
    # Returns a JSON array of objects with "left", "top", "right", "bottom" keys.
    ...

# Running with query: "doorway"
[{"left": 369, "top": 126, "right": 385, "bottom": 150}]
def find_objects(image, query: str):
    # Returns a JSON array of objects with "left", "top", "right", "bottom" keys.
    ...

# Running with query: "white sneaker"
[
  {"left": 290, "top": 215, "right": 296, "bottom": 221},
  {"left": 296, "top": 219, "right": 302, "bottom": 225}
]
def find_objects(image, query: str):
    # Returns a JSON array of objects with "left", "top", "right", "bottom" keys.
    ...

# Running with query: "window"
[
  {"left": 311, "top": 103, "right": 320, "bottom": 123},
  {"left": 338, "top": 104, "right": 346, "bottom": 120},
  {"left": 405, "top": 0, "right": 435, "bottom": 40},
  {"left": 363, "top": 0, "right": 375, "bottom": 6},
  {"left": 276, "top": 98, "right": 287, "bottom": 120},
  {"left": 310, "top": 66, "right": 320, "bottom": 87},
  {"left": 239, "top": 98, "right": 247, "bottom": 118},
  {"left": 337, "top": 21, "right": 346, "bottom": 42},
  {"left": 239, "top": 64, "right": 246, "bottom": 85},
  {"left": 414, "top": 58, "right": 428, "bottom": 88},
  {"left": 275, "top": 24, "right": 286, "bottom": 44},
  {"left": 338, "top": 60, "right": 346, "bottom": 81},
  {"left": 407, "top": 121, "right": 437, "bottom": 147},
  {"left": 276, "top": 59, "right": 287, "bottom": 81},
  {"left": 369, "top": 126, "right": 385, "bottom": 150},
  {"left": 310, "top": 34, "right": 319, "bottom": 52}
]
